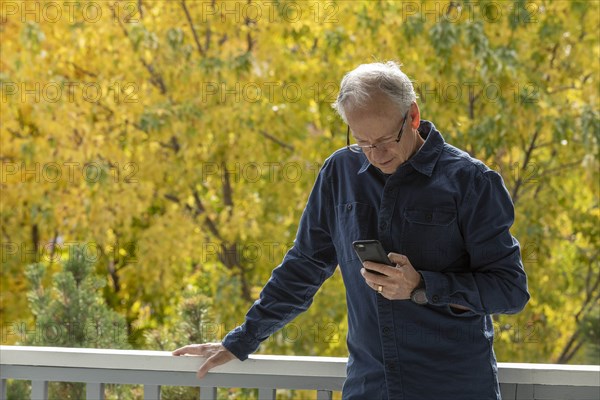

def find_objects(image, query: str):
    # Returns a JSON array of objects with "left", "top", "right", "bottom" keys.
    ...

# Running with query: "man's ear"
[{"left": 410, "top": 102, "right": 421, "bottom": 129}]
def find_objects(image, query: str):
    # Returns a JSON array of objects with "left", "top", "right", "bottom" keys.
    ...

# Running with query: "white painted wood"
[
  {"left": 0, "top": 379, "right": 6, "bottom": 400},
  {"left": 317, "top": 389, "right": 333, "bottom": 400},
  {"left": 1, "top": 346, "right": 599, "bottom": 399},
  {"left": 86, "top": 382, "right": 104, "bottom": 400},
  {"left": 0, "top": 365, "right": 344, "bottom": 391},
  {"left": 31, "top": 380, "right": 48, "bottom": 400},
  {"left": 200, "top": 386, "right": 217, "bottom": 400},
  {"left": 258, "top": 387, "right": 276, "bottom": 399},
  {"left": 0, "top": 346, "right": 347, "bottom": 379},
  {"left": 497, "top": 362, "right": 600, "bottom": 386},
  {"left": 143, "top": 384, "right": 160, "bottom": 400}
]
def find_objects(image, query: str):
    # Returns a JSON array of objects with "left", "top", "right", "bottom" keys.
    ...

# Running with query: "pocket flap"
[{"left": 404, "top": 209, "right": 456, "bottom": 226}]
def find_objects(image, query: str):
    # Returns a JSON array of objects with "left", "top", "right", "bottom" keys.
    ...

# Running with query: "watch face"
[{"left": 412, "top": 288, "right": 428, "bottom": 305}]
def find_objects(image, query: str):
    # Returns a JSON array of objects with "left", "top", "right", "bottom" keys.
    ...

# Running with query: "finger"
[
  {"left": 360, "top": 268, "right": 388, "bottom": 285},
  {"left": 197, "top": 350, "right": 235, "bottom": 379},
  {"left": 173, "top": 344, "right": 212, "bottom": 356},
  {"left": 172, "top": 345, "right": 195, "bottom": 356},
  {"left": 362, "top": 261, "right": 394, "bottom": 276},
  {"left": 197, "top": 358, "right": 213, "bottom": 379},
  {"left": 388, "top": 252, "right": 409, "bottom": 266}
]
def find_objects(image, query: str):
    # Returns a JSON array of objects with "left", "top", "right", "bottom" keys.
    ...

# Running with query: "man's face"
[{"left": 346, "top": 94, "right": 417, "bottom": 174}]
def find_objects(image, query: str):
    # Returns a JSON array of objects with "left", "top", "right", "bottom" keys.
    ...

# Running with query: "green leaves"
[
  {"left": 429, "top": 20, "right": 460, "bottom": 60},
  {"left": 2, "top": 0, "right": 598, "bottom": 368},
  {"left": 20, "top": 22, "right": 45, "bottom": 51}
]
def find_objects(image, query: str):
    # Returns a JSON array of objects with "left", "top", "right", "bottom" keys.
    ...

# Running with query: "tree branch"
[
  {"left": 221, "top": 161, "right": 233, "bottom": 218},
  {"left": 468, "top": 89, "right": 481, "bottom": 120},
  {"left": 31, "top": 224, "right": 39, "bottom": 257},
  {"left": 556, "top": 275, "right": 600, "bottom": 363},
  {"left": 556, "top": 329, "right": 580, "bottom": 364},
  {"left": 259, "top": 130, "right": 295, "bottom": 151},
  {"left": 511, "top": 128, "right": 540, "bottom": 205},
  {"left": 180, "top": 0, "right": 205, "bottom": 57},
  {"left": 192, "top": 189, "right": 222, "bottom": 240},
  {"left": 244, "top": 0, "right": 256, "bottom": 52},
  {"left": 110, "top": 4, "right": 168, "bottom": 95},
  {"left": 534, "top": 161, "right": 582, "bottom": 181}
]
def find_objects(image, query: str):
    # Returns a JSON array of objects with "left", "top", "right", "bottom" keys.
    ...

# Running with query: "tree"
[
  {"left": 1, "top": 0, "right": 598, "bottom": 368},
  {"left": 11, "top": 244, "right": 131, "bottom": 399}
]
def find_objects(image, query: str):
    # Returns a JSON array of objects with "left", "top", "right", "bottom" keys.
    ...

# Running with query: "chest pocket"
[
  {"left": 404, "top": 209, "right": 456, "bottom": 226},
  {"left": 336, "top": 202, "right": 378, "bottom": 263},
  {"left": 401, "top": 208, "right": 460, "bottom": 270}
]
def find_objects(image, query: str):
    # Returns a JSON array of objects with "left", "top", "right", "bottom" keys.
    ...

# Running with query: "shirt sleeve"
[
  {"left": 222, "top": 165, "right": 338, "bottom": 360},
  {"left": 419, "top": 169, "right": 530, "bottom": 317}
]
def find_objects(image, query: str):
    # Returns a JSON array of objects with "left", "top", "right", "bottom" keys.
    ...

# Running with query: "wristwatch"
[{"left": 410, "top": 277, "right": 428, "bottom": 305}]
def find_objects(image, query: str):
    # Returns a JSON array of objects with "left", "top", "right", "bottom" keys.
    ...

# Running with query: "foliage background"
[{"left": 1, "top": 0, "right": 599, "bottom": 394}]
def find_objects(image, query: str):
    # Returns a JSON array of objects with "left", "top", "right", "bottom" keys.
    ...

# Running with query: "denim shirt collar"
[{"left": 357, "top": 120, "right": 444, "bottom": 177}]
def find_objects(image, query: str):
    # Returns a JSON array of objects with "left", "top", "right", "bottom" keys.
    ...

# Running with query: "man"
[{"left": 173, "top": 61, "right": 530, "bottom": 399}]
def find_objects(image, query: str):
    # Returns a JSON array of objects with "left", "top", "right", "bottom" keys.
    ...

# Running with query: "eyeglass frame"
[{"left": 346, "top": 110, "right": 410, "bottom": 153}]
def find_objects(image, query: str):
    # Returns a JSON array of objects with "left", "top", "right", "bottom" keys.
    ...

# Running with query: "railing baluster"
[
  {"left": 317, "top": 389, "right": 333, "bottom": 400},
  {"left": 258, "top": 387, "right": 276, "bottom": 400},
  {"left": 4, "top": 346, "right": 596, "bottom": 400},
  {"left": 31, "top": 380, "right": 48, "bottom": 400},
  {"left": 200, "top": 386, "right": 217, "bottom": 400},
  {"left": 86, "top": 382, "right": 104, "bottom": 400},
  {"left": 143, "top": 384, "right": 161, "bottom": 400}
]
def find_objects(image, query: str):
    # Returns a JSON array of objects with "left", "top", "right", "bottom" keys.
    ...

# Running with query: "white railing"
[{"left": 1, "top": 346, "right": 599, "bottom": 400}]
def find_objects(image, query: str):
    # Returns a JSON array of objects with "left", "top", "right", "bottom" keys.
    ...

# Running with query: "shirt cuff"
[
  {"left": 420, "top": 270, "right": 479, "bottom": 317},
  {"left": 419, "top": 270, "right": 448, "bottom": 306},
  {"left": 221, "top": 325, "right": 261, "bottom": 361}
]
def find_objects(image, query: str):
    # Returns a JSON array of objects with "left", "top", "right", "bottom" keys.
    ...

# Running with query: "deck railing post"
[
  {"left": 200, "top": 386, "right": 217, "bottom": 400},
  {"left": 31, "top": 380, "right": 48, "bottom": 400},
  {"left": 86, "top": 382, "right": 105, "bottom": 400},
  {"left": 258, "top": 387, "right": 276, "bottom": 399},
  {"left": 317, "top": 389, "right": 333, "bottom": 400},
  {"left": 143, "top": 384, "right": 161, "bottom": 400}
]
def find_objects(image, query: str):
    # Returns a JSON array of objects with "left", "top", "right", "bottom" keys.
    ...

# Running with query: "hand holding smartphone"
[{"left": 352, "top": 240, "right": 395, "bottom": 275}]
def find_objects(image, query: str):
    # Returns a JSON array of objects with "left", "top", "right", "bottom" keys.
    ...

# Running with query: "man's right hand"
[{"left": 172, "top": 343, "right": 237, "bottom": 379}]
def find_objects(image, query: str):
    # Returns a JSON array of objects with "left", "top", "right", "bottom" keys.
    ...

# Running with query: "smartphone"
[{"left": 352, "top": 240, "right": 394, "bottom": 275}]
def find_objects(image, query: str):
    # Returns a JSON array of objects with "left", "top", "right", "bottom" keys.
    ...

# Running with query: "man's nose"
[{"left": 371, "top": 147, "right": 389, "bottom": 161}]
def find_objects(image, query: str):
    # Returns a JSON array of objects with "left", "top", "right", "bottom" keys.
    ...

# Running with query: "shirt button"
[
  {"left": 426, "top": 213, "right": 433, "bottom": 222},
  {"left": 381, "top": 221, "right": 388, "bottom": 230},
  {"left": 432, "top": 295, "right": 440, "bottom": 303},
  {"left": 382, "top": 326, "right": 391, "bottom": 335},
  {"left": 388, "top": 362, "right": 396, "bottom": 370},
  {"left": 346, "top": 204, "right": 353, "bottom": 211}
]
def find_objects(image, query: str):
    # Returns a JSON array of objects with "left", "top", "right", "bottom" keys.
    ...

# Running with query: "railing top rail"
[
  {"left": 1, "top": 346, "right": 599, "bottom": 387},
  {"left": 0, "top": 345, "right": 347, "bottom": 379}
]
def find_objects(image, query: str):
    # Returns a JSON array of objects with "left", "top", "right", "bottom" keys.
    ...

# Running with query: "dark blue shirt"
[{"left": 222, "top": 120, "right": 530, "bottom": 400}]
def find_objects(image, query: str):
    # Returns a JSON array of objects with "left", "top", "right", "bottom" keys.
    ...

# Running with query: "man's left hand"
[{"left": 361, "top": 252, "right": 422, "bottom": 300}]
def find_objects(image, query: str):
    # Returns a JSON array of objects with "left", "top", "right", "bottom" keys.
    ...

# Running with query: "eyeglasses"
[{"left": 347, "top": 111, "right": 409, "bottom": 154}]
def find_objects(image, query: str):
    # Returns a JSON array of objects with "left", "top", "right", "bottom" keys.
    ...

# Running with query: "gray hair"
[{"left": 332, "top": 61, "right": 417, "bottom": 123}]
